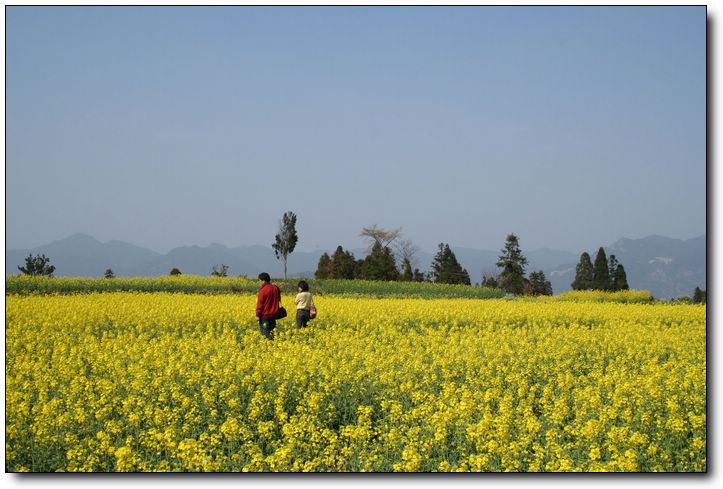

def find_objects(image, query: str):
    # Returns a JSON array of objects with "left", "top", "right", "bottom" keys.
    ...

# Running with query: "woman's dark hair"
[
  {"left": 297, "top": 280, "right": 309, "bottom": 292},
  {"left": 258, "top": 272, "right": 271, "bottom": 283}
]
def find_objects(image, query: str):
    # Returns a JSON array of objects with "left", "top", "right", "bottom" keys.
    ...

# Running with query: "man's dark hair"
[
  {"left": 298, "top": 280, "right": 309, "bottom": 292},
  {"left": 258, "top": 272, "right": 271, "bottom": 283}
]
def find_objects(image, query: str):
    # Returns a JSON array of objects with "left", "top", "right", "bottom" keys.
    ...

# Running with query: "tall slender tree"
[
  {"left": 571, "top": 252, "right": 594, "bottom": 290},
  {"left": 614, "top": 264, "right": 629, "bottom": 291},
  {"left": 496, "top": 234, "right": 528, "bottom": 294},
  {"left": 272, "top": 211, "right": 299, "bottom": 280},
  {"left": 592, "top": 247, "right": 611, "bottom": 291}
]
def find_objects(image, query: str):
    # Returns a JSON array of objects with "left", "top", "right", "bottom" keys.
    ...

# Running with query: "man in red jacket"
[{"left": 256, "top": 272, "right": 281, "bottom": 339}]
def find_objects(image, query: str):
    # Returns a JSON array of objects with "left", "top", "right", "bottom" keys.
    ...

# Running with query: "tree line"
[{"left": 13, "top": 210, "right": 706, "bottom": 302}]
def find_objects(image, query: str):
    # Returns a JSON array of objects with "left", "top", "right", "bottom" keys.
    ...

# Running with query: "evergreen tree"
[
  {"left": 272, "top": 211, "right": 299, "bottom": 280},
  {"left": 18, "top": 254, "right": 56, "bottom": 277},
  {"left": 608, "top": 255, "right": 619, "bottom": 289},
  {"left": 315, "top": 253, "right": 332, "bottom": 279},
  {"left": 401, "top": 257, "right": 414, "bottom": 281},
  {"left": 430, "top": 243, "right": 471, "bottom": 285},
  {"left": 571, "top": 252, "right": 594, "bottom": 290},
  {"left": 331, "top": 246, "right": 357, "bottom": 279},
  {"left": 592, "top": 247, "right": 611, "bottom": 291},
  {"left": 360, "top": 242, "right": 399, "bottom": 281},
  {"left": 693, "top": 286, "right": 706, "bottom": 304},
  {"left": 170, "top": 268, "right": 182, "bottom": 276},
  {"left": 104, "top": 269, "right": 115, "bottom": 279},
  {"left": 496, "top": 234, "right": 528, "bottom": 294},
  {"left": 613, "top": 264, "right": 629, "bottom": 291},
  {"left": 529, "top": 270, "right": 553, "bottom": 296}
]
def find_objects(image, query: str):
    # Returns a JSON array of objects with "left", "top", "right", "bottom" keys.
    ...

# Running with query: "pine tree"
[
  {"left": 331, "top": 246, "right": 357, "bottom": 279},
  {"left": 104, "top": 269, "right": 115, "bottom": 279},
  {"left": 430, "top": 243, "right": 471, "bottom": 285},
  {"left": 496, "top": 234, "right": 528, "bottom": 294},
  {"left": 571, "top": 252, "right": 594, "bottom": 290},
  {"left": 608, "top": 255, "right": 619, "bottom": 289},
  {"left": 360, "top": 242, "right": 399, "bottom": 281},
  {"left": 529, "top": 270, "right": 553, "bottom": 296},
  {"left": 315, "top": 253, "right": 332, "bottom": 279},
  {"left": 481, "top": 274, "right": 499, "bottom": 289},
  {"left": 592, "top": 247, "right": 611, "bottom": 291},
  {"left": 614, "top": 264, "right": 629, "bottom": 290},
  {"left": 693, "top": 286, "right": 706, "bottom": 304}
]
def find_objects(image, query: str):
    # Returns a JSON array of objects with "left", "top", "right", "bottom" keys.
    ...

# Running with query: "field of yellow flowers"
[{"left": 5, "top": 291, "right": 706, "bottom": 472}]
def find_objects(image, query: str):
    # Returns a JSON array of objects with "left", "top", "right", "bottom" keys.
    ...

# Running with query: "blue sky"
[{"left": 5, "top": 6, "right": 706, "bottom": 254}]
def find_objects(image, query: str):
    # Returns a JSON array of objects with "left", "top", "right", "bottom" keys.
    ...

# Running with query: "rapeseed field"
[{"left": 5, "top": 291, "right": 705, "bottom": 472}]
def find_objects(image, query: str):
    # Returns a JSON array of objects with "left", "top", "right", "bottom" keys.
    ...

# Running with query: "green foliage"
[
  {"left": 496, "top": 234, "right": 528, "bottom": 294},
  {"left": 481, "top": 274, "right": 499, "bottom": 289},
  {"left": 360, "top": 242, "right": 399, "bottom": 281},
  {"left": 5, "top": 275, "right": 507, "bottom": 299},
  {"left": 211, "top": 264, "right": 229, "bottom": 277},
  {"left": 571, "top": 252, "right": 594, "bottom": 290},
  {"left": 430, "top": 243, "right": 470, "bottom": 285},
  {"left": 315, "top": 253, "right": 332, "bottom": 279},
  {"left": 170, "top": 268, "right": 182, "bottom": 276},
  {"left": 400, "top": 257, "right": 413, "bottom": 281},
  {"left": 18, "top": 254, "right": 56, "bottom": 278},
  {"left": 692, "top": 287, "right": 706, "bottom": 304},
  {"left": 528, "top": 271, "right": 553, "bottom": 296},
  {"left": 592, "top": 247, "right": 611, "bottom": 291},
  {"left": 272, "top": 211, "right": 299, "bottom": 280},
  {"left": 104, "top": 269, "right": 115, "bottom": 279},
  {"left": 613, "top": 264, "right": 629, "bottom": 291},
  {"left": 331, "top": 246, "right": 358, "bottom": 279}
]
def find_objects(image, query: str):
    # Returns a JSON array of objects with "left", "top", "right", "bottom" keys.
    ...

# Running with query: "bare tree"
[
  {"left": 360, "top": 224, "right": 402, "bottom": 251},
  {"left": 395, "top": 239, "right": 419, "bottom": 269}
]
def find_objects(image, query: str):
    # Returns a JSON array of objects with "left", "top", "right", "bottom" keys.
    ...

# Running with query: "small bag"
[
  {"left": 309, "top": 304, "right": 317, "bottom": 320},
  {"left": 276, "top": 306, "right": 287, "bottom": 319}
]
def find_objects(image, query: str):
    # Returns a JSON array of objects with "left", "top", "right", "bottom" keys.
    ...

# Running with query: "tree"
[
  {"left": 315, "top": 253, "right": 332, "bottom": 279},
  {"left": 272, "top": 211, "right": 299, "bottom": 281},
  {"left": 395, "top": 239, "right": 419, "bottom": 272},
  {"left": 18, "top": 254, "right": 55, "bottom": 277},
  {"left": 528, "top": 270, "right": 553, "bottom": 296},
  {"left": 170, "top": 268, "right": 182, "bottom": 276},
  {"left": 360, "top": 224, "right": 401, "bottom": 250},
  {"left": 430, "top": 243, "right": 471, "bottom": 285},
  {"left": 413, "top": 268, "right": 426, "bottom": 282},
  {"left": 693, "top": 286, "right": 706, "bottom": 304},
  {"left": 331, "top": 246, "right": 358, "bottom": 279},
  {"left": 571, "top": 252, "right": 594, "bottom": 290},
  {"left": 104, "top": 269, "right": 115, "bottom": 279},
  {"left": 400, "top": 257, "right": 414, "bottom": 281},
  {"left": 481, "top": 273, "right": 499, "bottom": 289},
  {"left": 612, "top": 264, "right": 629, "bottom": 291},
  {"left": 496, "top": 234, "right": 528, "bottom": 294},
  {"left": 608, "top": 255, "right": 619, "bottom": 286},
  {"left": 360, "top": 242, "right": 399, "bottom": 281},
  {"left": 592, "top": 247, "right": 611, "bottom": 291},
  {"left": 211, "top": 264, "right": 229, "bottom": 277}
]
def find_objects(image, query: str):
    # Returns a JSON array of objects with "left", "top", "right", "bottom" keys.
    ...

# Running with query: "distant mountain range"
[{"left": 6, "top": 233, "right": 706, "bottom": 299}]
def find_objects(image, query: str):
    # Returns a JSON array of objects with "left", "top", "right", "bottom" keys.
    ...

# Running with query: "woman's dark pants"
[{"left": 296, "top": 309, "right": 311, "bottom": 328}]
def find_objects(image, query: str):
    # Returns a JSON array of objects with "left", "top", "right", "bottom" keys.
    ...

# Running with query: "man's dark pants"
[{"left": 259, "top": 317, "right": 276, "bottom": 339}]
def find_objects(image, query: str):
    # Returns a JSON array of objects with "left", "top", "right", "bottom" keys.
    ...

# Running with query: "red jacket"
[{"left": 256, "top": 283, "right": 281, "bottom": 319}]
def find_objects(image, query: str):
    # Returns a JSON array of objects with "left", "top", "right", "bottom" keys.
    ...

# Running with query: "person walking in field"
[
  {"left": 256, "top": 272, "right": 281, "bottom": 339},
  {"left": 294, "top": 280, "right": 315, "bottom": 328}
]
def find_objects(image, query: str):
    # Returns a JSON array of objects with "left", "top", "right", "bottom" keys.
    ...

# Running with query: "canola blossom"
[{"left": 5, "top": 292, "right": 705, "bottom": 472}]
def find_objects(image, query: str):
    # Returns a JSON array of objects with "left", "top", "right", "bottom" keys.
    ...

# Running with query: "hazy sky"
[{"left": 5, "top": 6, "right": 706, "bottom": 254}]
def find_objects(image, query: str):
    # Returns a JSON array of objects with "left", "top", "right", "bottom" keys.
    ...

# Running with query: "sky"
[{"left": 4, "top": 6, "right": 706, "bottom": 255}]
